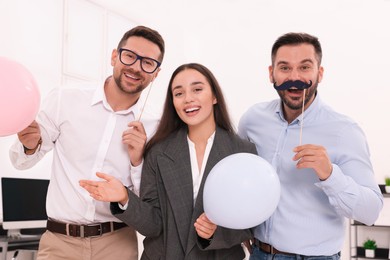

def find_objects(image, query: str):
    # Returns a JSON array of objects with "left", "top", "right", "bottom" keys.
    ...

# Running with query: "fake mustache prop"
[
  {"left": 273, "top": 80, "right": 312, "bottom": 145},
  {"left": 274, "top": 80, "right": 312, "bottom": 91}
]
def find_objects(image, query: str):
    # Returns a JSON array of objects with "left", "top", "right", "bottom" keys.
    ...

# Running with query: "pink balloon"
[{"left": 0, "top": 57, "right": 40, "bottom": 136}]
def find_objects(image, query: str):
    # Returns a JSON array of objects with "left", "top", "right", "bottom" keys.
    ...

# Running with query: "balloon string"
[
  {"left": 137, "top": 80, "right": 154, "bottom": 122},
  {"left": 299, "top": 89, "right": 306, "bottom": 145}
]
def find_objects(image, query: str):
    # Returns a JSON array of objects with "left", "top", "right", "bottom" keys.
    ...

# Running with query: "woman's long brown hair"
[{"left": 144, "top": 63, "right": 234, "bottom": 154}]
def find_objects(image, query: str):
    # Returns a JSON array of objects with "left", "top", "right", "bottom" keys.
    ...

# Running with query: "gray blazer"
[{"left": 111, "top": 127, "right": 257, "bottom": 260}]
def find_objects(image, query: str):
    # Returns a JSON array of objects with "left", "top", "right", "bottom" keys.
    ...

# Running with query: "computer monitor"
[{"left": 1, "top": 177, "right": 49, "bottom": 237}]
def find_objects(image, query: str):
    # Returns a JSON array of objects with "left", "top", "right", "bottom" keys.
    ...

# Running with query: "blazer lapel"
[
  {"left": 186, "top": 128, "right": 234, "bottom": 253},
  {"left": 158, "top": 128, "right": 194, "bottom": 251}
]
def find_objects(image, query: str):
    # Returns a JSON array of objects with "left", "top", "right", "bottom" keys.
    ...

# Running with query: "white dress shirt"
[
  {"left": 188, "top": 132, "right": 215, "bottom": 205},
  {"left": 10, "top": 84, "right": 159, "bottom": 224}
]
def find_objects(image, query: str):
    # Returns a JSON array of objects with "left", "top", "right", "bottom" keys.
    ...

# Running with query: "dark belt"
[
  {"left": 47, "top": 219, "right": 127, "bottom": 238},
  {"left": 253, "top": 239, "right": 295, "bottom": 256},
  {"left": 253, "top": 239, "right": 341, "bottom": 257}
]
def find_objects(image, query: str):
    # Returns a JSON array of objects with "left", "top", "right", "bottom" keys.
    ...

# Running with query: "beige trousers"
[{"left": 36, "top": 226, "right": 138, "bottom": 260}]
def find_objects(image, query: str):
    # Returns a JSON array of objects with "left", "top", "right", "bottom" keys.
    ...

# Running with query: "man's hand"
[
  {"left": 79, "top": 172, "right": 129, "bottom": 205},
  {"left": 17, "top": 120, "right": 41, "bottom": 154},
  {"left": 122, "top": 121, "right": 147, "bottom": 166},
  {"left": 293, "top": 144, "right": 333, "bottom": 180}
]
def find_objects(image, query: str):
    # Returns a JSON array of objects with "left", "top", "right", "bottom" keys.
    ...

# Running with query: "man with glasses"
[
  {"left": 238, "top": 32, "right": 383, "bottom": 259},
  {"left": 10, "top": 25, "right": 165, "bottom": 260}
]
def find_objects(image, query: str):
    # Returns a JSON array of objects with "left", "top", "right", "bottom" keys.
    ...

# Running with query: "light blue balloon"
[{"left": 203, "top": 153, "right": 280, "bottom": 229}]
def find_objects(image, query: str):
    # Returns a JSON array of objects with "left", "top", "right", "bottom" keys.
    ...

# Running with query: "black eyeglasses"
[{"left": 118, "top": 48, "right": 161, "bottom": 74}]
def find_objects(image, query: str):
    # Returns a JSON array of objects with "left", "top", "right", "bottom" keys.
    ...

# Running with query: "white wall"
[{"left": 1, "top": 0, "right": 390, "bottom": 258}]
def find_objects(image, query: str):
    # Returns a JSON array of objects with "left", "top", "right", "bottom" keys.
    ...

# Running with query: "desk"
[{"left": 0, "top": 235, "right": 40, "bottom": 260}]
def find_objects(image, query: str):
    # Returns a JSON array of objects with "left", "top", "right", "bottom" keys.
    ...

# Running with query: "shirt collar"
[
  {"left": 187, "top": 131, "right": 216, "bottom": 147},
  {"left": 90, "top": 81, "right": 142, "bottom": 116},
  {"left": 275, "top": 93, "right": 321, "bottom": 125},
  {"left": 90, "top": 82, "right": 105, "bottom": 106}
]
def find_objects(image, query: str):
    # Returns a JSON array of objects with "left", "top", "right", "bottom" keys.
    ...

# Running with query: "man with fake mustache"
[{"left": 239, "top": 32, "right": 383, "bottom": 259}]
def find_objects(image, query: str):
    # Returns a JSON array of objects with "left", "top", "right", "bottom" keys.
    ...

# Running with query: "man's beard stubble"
[
  {"left": 277, "top": 79, "right": 318, "bottom": 111},
  {"left": 114, "top": 70, "right": 147, "bottom": 95}
]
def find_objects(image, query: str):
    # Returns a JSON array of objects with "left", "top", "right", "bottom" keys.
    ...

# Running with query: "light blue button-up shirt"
[{"left": 238, "top": 95, "right": 383, "bottom": 256}]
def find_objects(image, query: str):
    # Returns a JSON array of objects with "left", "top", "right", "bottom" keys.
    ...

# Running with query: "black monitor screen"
[{"left": 1, "top": 177, "right": 49, "bottom": 226}]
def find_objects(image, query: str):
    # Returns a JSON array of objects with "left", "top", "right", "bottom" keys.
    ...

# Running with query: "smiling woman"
[
  {"left": 79, "top": 63, "right": 258, "bottom": 259},
  {"left": 171, "top": 67, "right": 218, "bottom": 134}
]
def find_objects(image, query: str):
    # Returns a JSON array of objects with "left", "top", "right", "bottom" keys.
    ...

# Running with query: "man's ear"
[
  {"left": 318, "top": 66, "right": 324, "bottom": 83},
  {"left": 268, "top": 65, "right": 274, "bottom": 84},
  {"left": 111, "top": 49, "right": 117, "bottom": 67},
  {"left": 151, "top": 67, "right": 161, "bottom": 82}
]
